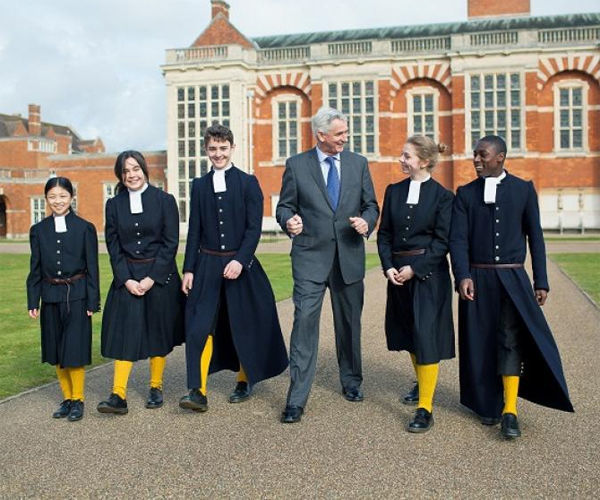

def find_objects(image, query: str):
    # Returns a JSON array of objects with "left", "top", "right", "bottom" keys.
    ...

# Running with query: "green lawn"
[
  {"left": 549, "top": 253, "right": 600, "bottom": 304},
  {"left": 0, "top": 252, "right": 381, "bottom": 399}
]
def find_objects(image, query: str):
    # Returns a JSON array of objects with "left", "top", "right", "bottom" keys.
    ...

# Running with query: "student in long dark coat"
[
  {"left": 377, "top": 136, "right": 454, "bottom": 433},
  {"left": 179, "top": 124, "right": 288, "bottom": 412},
  {"left": 449, "top": 135, "right": 573, "bottom": 439},
  {"left": 97, "top": 150, "right": 184, "bottom": 415},
  {"left": 27, "top": 176, "right": 100, "bottom": 421}
]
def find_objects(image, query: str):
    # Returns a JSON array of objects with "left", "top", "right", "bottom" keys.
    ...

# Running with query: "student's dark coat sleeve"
[
  {"left": 26, "top": 225, "right": 42, "bottom": 310},
  {"left": 85, "top": 222, "right": 101, "bottom": 312},
  {"left": 149, "top": 193, "right": 179, "bottom": 284},
  {"left": 105, "top": 197, "right": 131, "bottom": 287}
]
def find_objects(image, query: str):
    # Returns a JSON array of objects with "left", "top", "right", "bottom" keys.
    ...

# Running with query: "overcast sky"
[{"left": 1, "top": 0, "right": 597, "bottom": 153}]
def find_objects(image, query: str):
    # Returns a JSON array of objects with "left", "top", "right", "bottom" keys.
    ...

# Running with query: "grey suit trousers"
[{"left": 286, "top": 253, "right": 364, "bottom": 408}]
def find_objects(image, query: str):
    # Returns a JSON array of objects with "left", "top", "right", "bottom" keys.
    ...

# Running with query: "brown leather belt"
[
  {"left": 127, "top": 257, "right": 155, "bottom": 263},
  {"left": 200, "top": 247, "right": 237, "bottom": 257},
  {"left": 44, "top": 273, "right": 86, "bottom": 285},
  {"left": 392, "top": 248, "right": 426, "bottom": 256},
  {"left": 471, "top": 263, "right": 523, "bottom": 269}
]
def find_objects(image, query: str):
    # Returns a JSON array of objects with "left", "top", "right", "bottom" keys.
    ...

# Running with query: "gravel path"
[{"left": 0, "top": 250, "right": 598, "bottom": 498}]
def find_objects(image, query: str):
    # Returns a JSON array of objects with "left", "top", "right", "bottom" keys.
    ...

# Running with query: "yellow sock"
[
  {"left": 410, "top": 353, "right": 418, "bottom": 378},
  {"left": 55, "top": 366, "right": 72, "bottom": 400},
  {"left": 415, "top": 362, "right": 439, "bottom": 413},
  {"left": 69, "top": 367, "right": 86, "bottom": 402},
  {"left": 149, "top": 356, "right": 166, "bottom": 390},
  {"left": 199, "top": 335, "right": 213, "bottom": 396},
  {"left": 237, "top": 365, "right": 248, "bottom": 383},
  {"left": 502, "top": 375, "right": 519, "bottom": 416},
  {"left": 113, "top": 360, "right": 133, "bottom": 400}
]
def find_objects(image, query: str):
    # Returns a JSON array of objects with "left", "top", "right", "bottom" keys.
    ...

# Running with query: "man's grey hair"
[{"left": 311, "top": 107, "right": 347, "bottom": 136}]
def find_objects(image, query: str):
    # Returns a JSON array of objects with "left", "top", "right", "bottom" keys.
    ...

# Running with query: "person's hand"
[
  {"left": 125, "top": 279, "right": 144, "bottom": 296},
  {"left": 86, "top": 311, "right": 93, "bottom": 317},
  {"left": 28, "top": 309, "right": 39, "bottom": 319},
  {"left": 224, "top": 260, "right": 243, "bottom": 280},
  {"left": 397, "top": 265, "right": 415, "bottom": 283},
  {"left": 459, "top": 278, "right": 475, "bottom": 301},
  {"left": 182, "top": 272, "right": 194, "bottom": 296},
  {"left": 385, "top": 268, "right": 402, "bottom": 286},
  {"left": 535, "top": 289, "right": 548, "bottom": 306},
  {"left": 138, "top": 277, "right": 155, "bottom": 294},
  {"left": 286, "top": 214, "right": 303, "bottom": 236},
  {"left": 349, "top": 216, "right": 368, "bottom": 236}
]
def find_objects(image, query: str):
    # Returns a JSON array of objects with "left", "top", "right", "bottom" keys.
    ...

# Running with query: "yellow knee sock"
[
  {"left": 199, "top": 335, "right": 213, "bottom": 396},
  {"left": 69, "top": 367, "right": 86, "bottom": 402},
  {"left": 149, "top": 356, "right": 166, "bottom": 390},
  {"left": 113, "top": 360, "right": 133, "bottom": 400},
  {"left": 56, "top": 366, "right": 72, "bottom": 400},
  {"left": 415, "top": 362, "right": 439, "bottom": 413},
  {"left": 237, "top": 365, "right": 248, "bottom": 383},
  {"left": 410, "top": 353, "right": 418, "bottom": 377},
  {"left": 502, "top": 375, "right": 519, "bottom": 416}
]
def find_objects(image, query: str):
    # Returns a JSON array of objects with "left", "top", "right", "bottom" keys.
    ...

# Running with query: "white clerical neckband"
[
  {"left": 483, "top": 170, "right": 507, "bottom": 204},
  {"left": 213, "top": 164, "right": 233, "bottom": 193},
  {"left": 406, "top": 174, "right": 431, "bottom": 204},
  {"left": 54, "top": 213, "right": 68, "bottom": 233},
  {"left": 128, "top": 183, "right": 149, "bottom": 214}
]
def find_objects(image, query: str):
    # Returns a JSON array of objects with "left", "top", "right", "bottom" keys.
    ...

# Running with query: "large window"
[
  {"left": 327, "top": 80, "right": 376, "bottom": 155},
  {"left": 554, "top": 82, "right": 586, "bottom": 151},
  {"left": 272, "top": 97, "right": 301, "bottom": 161},
  {"left": 407, "top": 88, "right": 438, "bottom": 140},
  {"left": 468, "top": 73, "right": 522, "bottom": 151},
  {"left": 31, "top": 197, "right": 45, "bottom": 225},
  {"left": 176, "top": 83, "right": 230, "bottom": 221}
]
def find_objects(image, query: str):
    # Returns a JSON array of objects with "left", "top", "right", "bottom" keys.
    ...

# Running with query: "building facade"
[
  {"left": 162, "top": 0, "right": 600, "bottom": 233},
  {"left": 0, "top": 105, "right": 167, "bottom": 238}
]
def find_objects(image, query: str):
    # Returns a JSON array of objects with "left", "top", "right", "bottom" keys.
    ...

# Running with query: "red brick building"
[
  {"left": 0, "top": 105, "right": 167, "bottom": 238},
  {"left": 162, "top": 0, "right": 600, "bottom": 232}
]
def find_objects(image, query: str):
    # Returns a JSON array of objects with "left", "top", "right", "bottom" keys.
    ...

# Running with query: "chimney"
[
  {"left": 468, "top": 0, "right": 530, "bottom": 19},
  {"left": 28, "top": 104, "right": 41, "bottom": 136},
  {"left": 211, "top": 0, "right": 230, "bottom": 20}
]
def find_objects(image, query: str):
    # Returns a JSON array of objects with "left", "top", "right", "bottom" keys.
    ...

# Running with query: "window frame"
[
  {"left": 271, "top": 95, "right": 303, "bottom": 163},
  {"left": 406, "top": 87, "right": 440, "bottom": 142},
  {"left": 553, "top": 79, "right": 588, "bottom": 153},
  {"left": 30, "top": 196, "right": 46, "bottom": 225}
]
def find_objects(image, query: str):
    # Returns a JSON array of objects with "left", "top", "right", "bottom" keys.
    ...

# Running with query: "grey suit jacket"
[{"left": 276, "top": 148, "right": 379, "bottom": 285}]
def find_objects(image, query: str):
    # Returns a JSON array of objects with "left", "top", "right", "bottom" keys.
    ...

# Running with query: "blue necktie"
[{"left": 326, "top": 156, "right": 340, "bottom": 210}]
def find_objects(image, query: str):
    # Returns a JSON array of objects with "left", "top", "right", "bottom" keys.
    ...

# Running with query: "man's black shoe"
[
  {"left": 402, "top": 383, "right": 419, "bottom": 405},
  {"left": 281, "top": 405, "right": 303, "bottom": 423},
  {"left": 52, "top": 400, "right": 72, "bottom": 419},
  {"left": 500, "top": 413, "right": 521, "bottom": 439},
  {"left": 67, "top": 400, "right": 84, "bottom": 421},
  {"left": 408, "top": 407, "right": 434, "bottom": 433},
  {"left": 228, "top": 381, "right": 251, "bottom": 403},
  {"left": 179, "top": 389, "right": 208, "bottom": 412},
  {"left": 97, "top": 393, "right": 128, "bottom": 415},
  {"left": 145, "top": 388, "right": 164, "bottom": 409},
  {"left": 342, "top": 387, "right": 364, "bottom": 402}
]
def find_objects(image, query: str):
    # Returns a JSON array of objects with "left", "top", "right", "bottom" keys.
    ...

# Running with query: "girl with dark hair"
[
  {"left": 26, "top": 176, "right": 100, "bottom": 421},
  {"left": 377, "top": 136, "right": 455, "bottom": 433},
  {"left": 97, "top": 150, "right": 184, "bottom": 415}
]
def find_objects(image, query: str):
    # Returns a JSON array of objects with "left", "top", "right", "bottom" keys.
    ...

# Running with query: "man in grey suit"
[{"left": 276, "top": 106, "right": 379, "bottom": 423}]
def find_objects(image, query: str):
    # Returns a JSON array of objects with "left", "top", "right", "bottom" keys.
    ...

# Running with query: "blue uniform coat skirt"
[{"left": 183, "top": 167, "right": 288, "bottom": 388}]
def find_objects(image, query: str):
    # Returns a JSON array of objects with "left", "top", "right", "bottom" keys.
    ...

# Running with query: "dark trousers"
[{"left": 286, "top": 255, "right": 364, "bottom": 408}]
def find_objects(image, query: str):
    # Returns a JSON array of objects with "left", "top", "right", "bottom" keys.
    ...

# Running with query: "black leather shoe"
[
  {"left": 179, "top": 389, "right": 208, "bottom": 412},
  {"left": 228, "top": 381, "right": 251, "bottom": 403},
  {"left": 52, "top": 400, "right": 72, "bottom": 419},
  {"left": 481, "top": 416, "right": 502, "bottom": 426},
  {"left": 145, "top": 387, "right": 164, "bottom": 409},
  {"left": 402, "top": 383, "right": 419, "bottom": 405},
  {"left": 500, "top": 413, "right": 521, "bottom": 439},
  {"left": 281, "top": 405, "right": 303, "bottom": 423},
  {"left": 97, "top": 393, "right": 128, "bottom": 415},
  {"left": 67, "top": 400, "right": 84, "bottom": 421},
  {"left": 408, "top": 407, "right": 434, "bottom": 433},
  {"left": 342, "top": 387, "right": 364, "bottom": 402}
]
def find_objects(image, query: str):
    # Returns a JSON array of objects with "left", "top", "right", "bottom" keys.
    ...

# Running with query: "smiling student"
[
  {"left": 97, "top": 150, "right": 184, "bottom": 415},
  {"left": 27, "top": 176, "right": 100, "bottom": 422},
  {"left": 179, "top": 124, "right": 288, "bottom": 413},
  {"left": 377, "top": 136, "right": 454, "bottom": 433}
]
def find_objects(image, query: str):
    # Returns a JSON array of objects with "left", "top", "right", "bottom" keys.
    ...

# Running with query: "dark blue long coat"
[
  {"left": 449, "top": 172, "right": 573, "bottom": 418},
  {"left": 183, "top": 166, "right": 288, "bottom": 388}
]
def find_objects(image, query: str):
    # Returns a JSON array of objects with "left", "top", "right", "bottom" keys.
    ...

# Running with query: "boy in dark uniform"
[
  {"left": 179, "top": 124, "right": 288, "bottom": 412},
  {"left": 449, "top": 135, "right": 573, "bottom": 439}
]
